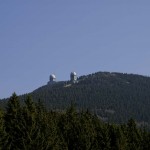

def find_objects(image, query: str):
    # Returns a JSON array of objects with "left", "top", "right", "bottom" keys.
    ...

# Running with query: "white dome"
[
  {"left": 50, "top": 74, "right": 56, "bottom": 79},
  {"left": 71, "top": 72, "right": 77, "bottom": 76}
]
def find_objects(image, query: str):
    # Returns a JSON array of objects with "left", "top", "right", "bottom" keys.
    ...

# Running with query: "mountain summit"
[
  {"left": 1, "top": 71, "right": 150, "bottom": 126},
  {"left": 30, "top": 72, "right": 150, "bottom": 125}
]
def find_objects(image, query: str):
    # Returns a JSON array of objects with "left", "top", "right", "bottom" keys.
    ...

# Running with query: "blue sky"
[{"left": 0, "top": 0, "right": 150, "bottom": 98}]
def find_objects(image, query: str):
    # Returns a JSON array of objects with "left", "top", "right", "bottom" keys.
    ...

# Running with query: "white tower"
[
  {"left": 70, "top": 72, "right": 77, "bottom": 83},
  {"left": 50, "top": 74, "right": 56, "bottom": 82},
  {"left": 48, "top": 74, "right": 56, "bottom": 84}
]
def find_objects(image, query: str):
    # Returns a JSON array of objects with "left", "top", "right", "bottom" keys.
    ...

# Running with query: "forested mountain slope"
[{"left": 1, "top": 71, "right": 150, "bottom": 125}]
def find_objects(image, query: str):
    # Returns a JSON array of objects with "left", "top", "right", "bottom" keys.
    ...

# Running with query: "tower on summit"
[
  {"left": 47, "top": 74, "right": 56, "bottom": 84},
  {"left": 47, "top": 72, "right": 78, "bottom": 85},
  {"left": 70, "top": 72, "right": 77, "bottom": 83},
  {"left": 50, "top": 74, "right": 56, "bottom": 82}
]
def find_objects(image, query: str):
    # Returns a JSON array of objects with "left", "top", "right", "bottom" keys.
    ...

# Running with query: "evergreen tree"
[
  {"left": 0, "top": 109, "right": 5, "bottom": 149},
  {"left": 3, "top": 93, "right": 23, "bottom": 149},
  {"left": 95, "top": 123, "right": 111, "bottom": 150},
  {"left": 140, "top": 129, "right": 150, "bottom": 150},
  {"left": 78, "top": 111, "right": 96, "bottom": 150},
  {"left": 58, "top": 104, "right": 80, "bottom": 150},
  {"left": 126, "top": 119, "right": 142, "bottom": 150},
  {"left": 109, "top": 125, "right": 127, "bottom": 150}
]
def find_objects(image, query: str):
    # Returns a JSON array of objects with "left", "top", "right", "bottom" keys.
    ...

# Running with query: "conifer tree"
[
  {"left": 78, "top": 111, "right": 96, "bottom": 150},
  {"left": 96, "top": 123, "right": 111, "bottom": 150},
  {"left": 0, "top": 109, "right": 5, "bottom": 149},
  {"left": 3, "top": 93, "right": 23, "bottom": 149},
  {"left": 126, "top": 119, "right": 142, "bottom": 150}
]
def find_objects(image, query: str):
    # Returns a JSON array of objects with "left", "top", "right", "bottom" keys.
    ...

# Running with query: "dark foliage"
[
  {"left": 29, "top": 72, "right": 150, "bottom": 125},
  {"left": 0, "top": 94, "right": 150, "bottom": 149},
  {"left": 1, "top": 72, "right": 150, "bottom": 126}
]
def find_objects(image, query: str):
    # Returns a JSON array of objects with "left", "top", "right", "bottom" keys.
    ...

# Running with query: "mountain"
[{"left": 1, "top": 71, "right": 150, "bottom": 126}]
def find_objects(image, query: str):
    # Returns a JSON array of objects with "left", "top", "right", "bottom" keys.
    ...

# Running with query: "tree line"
[
  {"left": 29, "top": 72, "right": 150, "bottom": 125},
  {"left": 0, "top": 93, "right": 150, "bottom": 149},
  {"left": 1, "top": 72, "right": 150, "bottom": 125}
]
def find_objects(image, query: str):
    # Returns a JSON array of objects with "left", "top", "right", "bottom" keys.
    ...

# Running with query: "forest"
[
  {"left": 1, "top": 71, "right": 150, "bottom": 127},
  {"left": 0, "top": 93, "right": 150, "bottom": 150}
]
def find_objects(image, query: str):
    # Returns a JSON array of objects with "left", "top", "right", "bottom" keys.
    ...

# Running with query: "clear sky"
[{"left": 0, "top": 0, "right": 150, "bottom": 99}]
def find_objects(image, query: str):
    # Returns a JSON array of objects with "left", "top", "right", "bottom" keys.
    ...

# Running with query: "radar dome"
[
  {"left": 70, "top": 71, "right": 77, "bottom": 82},
  {"left": 70, "top": 72, "right": 77, "bottom": 76},
  {"left": 50, "top": 74, "right": 56, "bottom": 82}
]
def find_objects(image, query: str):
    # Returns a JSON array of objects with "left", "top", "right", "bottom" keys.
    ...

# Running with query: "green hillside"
[
  {"left": 1, "top": 71, "right": 150, "bottom": 125},
  {"left": 1, "top": 93, "right": 150, "bottom": 149}
]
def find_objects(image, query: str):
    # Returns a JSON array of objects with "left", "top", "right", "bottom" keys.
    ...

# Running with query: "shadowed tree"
[
  {"left": 126, "top": 119, "right": 142, "bottom": 150},
  {"left": 3, "top": 93, "right": 22, "bottom": 149}
]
